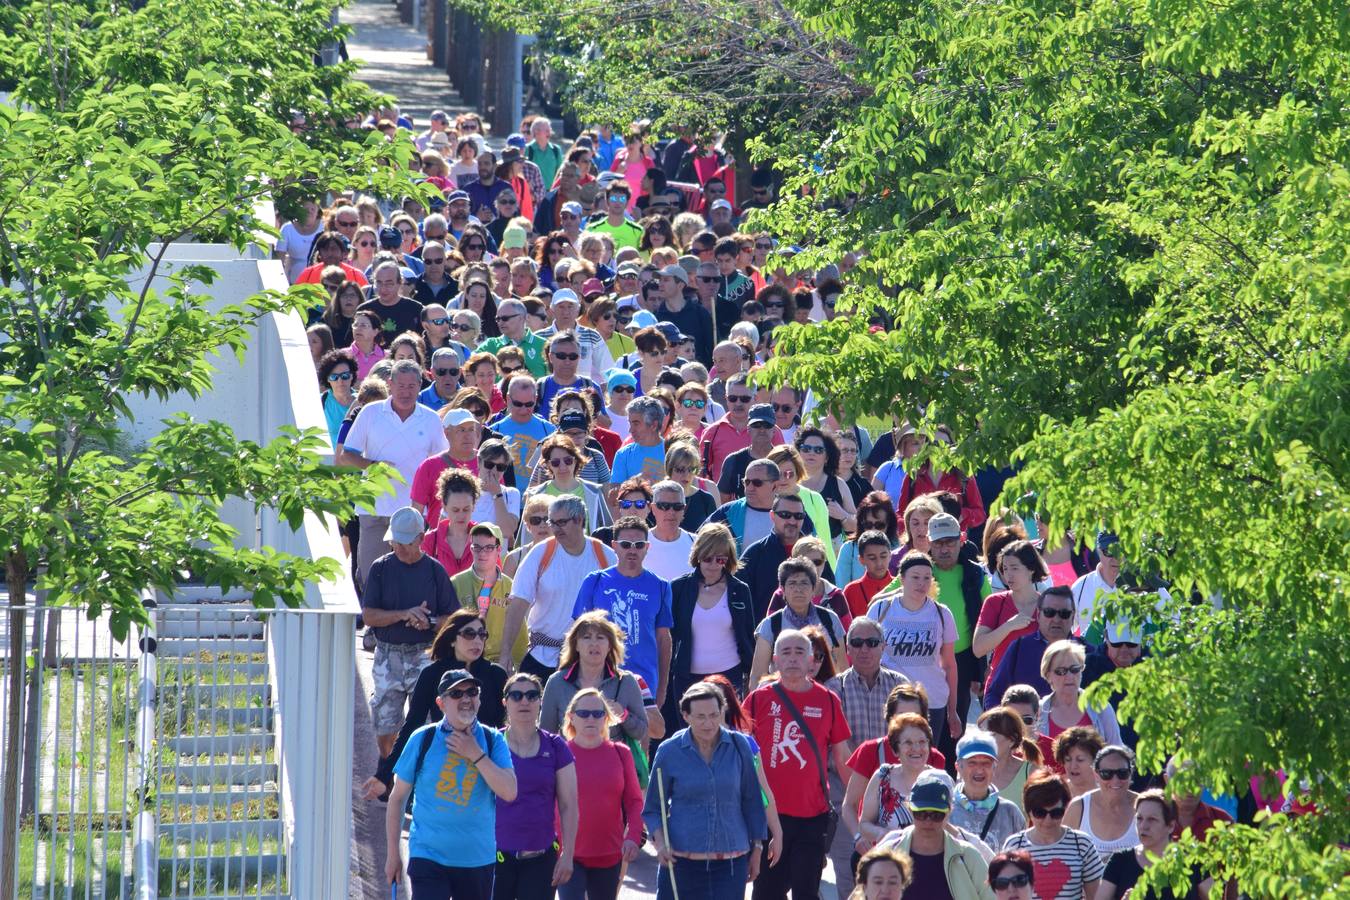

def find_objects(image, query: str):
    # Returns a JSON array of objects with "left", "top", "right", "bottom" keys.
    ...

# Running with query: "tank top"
[
  {"left": 689, "top": 590, "right": 740, "bottom": 674},
  {"left": 817, "top": 475, "right": 846, "bottom": 538},
  {"left": 1004, "top": 758, "right": 1033, "bottom": 812},
  {"left": 873, "top": 764, "right": 916, "bottom": 831},
  {"left": 1080, "top": 791, "right": 1140, "bottom": 862}
]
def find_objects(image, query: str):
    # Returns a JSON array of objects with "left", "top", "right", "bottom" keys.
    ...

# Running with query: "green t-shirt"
[
  {"left": 584, "top": 219, "right": 645, "bottom": 251},
  {"left": 934, "top": 564, "right": 991, "bottom": 652},
  {"left": 476, "top": 331, "right": 548, "bottom": 377}
]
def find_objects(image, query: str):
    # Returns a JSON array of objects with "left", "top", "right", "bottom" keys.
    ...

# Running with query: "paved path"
[{"left": 342, "top": 0, "right": 473, "bottom": 128}]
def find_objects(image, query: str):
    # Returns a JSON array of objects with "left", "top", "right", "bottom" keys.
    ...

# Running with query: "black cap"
[
  {"left": 748, "top": 404, "right": 775, "bottom": 426},
  {"left": 437, "top": 668, "right": 480, "bottom": 694},
  {"left": 558, "top": 410, "right": 590, "bottom": 432},
  {"left": 378, "top": 226, "right": 402, "bottom": 250}
]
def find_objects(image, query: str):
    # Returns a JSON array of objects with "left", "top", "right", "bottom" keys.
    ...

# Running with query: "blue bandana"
[{"left": 954, "top": 783, "right": 1000, "bottom": 815}]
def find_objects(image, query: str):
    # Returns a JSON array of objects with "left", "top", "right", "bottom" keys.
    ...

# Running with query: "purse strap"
[{"left": 770, "top": 682, "right": 830, "bottom": 802}]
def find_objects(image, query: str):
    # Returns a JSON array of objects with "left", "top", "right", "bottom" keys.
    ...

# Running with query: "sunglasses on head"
[
  {"left": 654, "top": 501, "right": 685, "bottom": 511},
  {"left": 1052, "top": 664, "right": 1084, "bottom": 677},
  {"left": 992, "top": 873, "right": 1032, "bottom": 891},
  {"left": 849, "top": 637, "right": 881, "bottom": 649},
  {"left": 1040, "top": 607, "right": 1074, "bottom": 620},
  {"left": 434, "top": 368, "right": 460, "bottom": 378},
  {"left": 619, "top": 499, "right": 649, "bottom": 510},
  {"left": 616, "top": 539, "right": 648, "bottom": 550},
  {"left": 505, "top": 689, "right": 541, "bottom": 702},
  {"left": 1029, "top": 805, "right": 1065, "bottom": 819},
  {"left": 443, "top": 685, "right": 480, "bottom": 700}
]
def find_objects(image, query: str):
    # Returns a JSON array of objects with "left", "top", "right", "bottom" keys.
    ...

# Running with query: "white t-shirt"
[
  {"left": 276, "top": 222, "right": 322, "bottom": 283},
  {"left": 344, "top": 400, "right": 450, "bottom": 516},
  {"left": 645, "top": 530, "right": 694, "bottom": 582},
  {"left": 472, "top": 487, "right": 522, "bottom": 533},
  {"left": 742, "top": 507, "right": 773, "bottom": 548},
  {"left": 608, "top": 413, "right": 631, "bottom": 441},
  {"left": 512, "top": 539, "right": 618, "bottom": 667},
  {"left": 867, "top": 596, "right": 957, "bottom": 708}
]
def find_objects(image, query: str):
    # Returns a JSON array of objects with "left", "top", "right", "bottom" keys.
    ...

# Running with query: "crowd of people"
[{"left": 289, "top": 104, "right": 1250, "bottom": 900}]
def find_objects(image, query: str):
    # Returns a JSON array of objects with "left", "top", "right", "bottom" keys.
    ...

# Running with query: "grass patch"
[{"left": 16, "top": 825, "right": 129, "bottom": 895}]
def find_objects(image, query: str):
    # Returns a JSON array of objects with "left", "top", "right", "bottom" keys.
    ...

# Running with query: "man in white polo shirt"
[{"left": 341, "top": 358, "right": 450, "bottom": 592}]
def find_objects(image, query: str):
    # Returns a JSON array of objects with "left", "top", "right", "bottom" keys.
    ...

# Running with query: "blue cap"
[
  {"left": 631, "top": 310, "right": 659, "bottom": 329},
  {"left": 506, "top": 133, "right": 527, "bottom": 149},
  {"left": 446, "top": 190, "right": 470, "bottom": 204},
  {"left": 437, "top": 668, "right": 480, "bottom": 694},
  {"left": 956, "top": 730, "right": 998, "bottom": 761},
  {"left": 1096, "top": 531, "right": 1121, "bottom": 556},
  {"left": 378, "top": 226, "right": 402, "bottom": 249},
  {"left": 748, "top": 404, "right": 774, "bottom": 426},
  {"left": 908, "top": 771, "right": 953, "bottom": 813},
  {"left": 605, "top": 368, "right": 637, "bottom": 390}
]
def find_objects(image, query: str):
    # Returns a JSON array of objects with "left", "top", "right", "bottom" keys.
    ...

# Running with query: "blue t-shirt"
[
  {"left": 538, "top": 376, "right": 608, "bottom": 420},
  {"left": 393, "top": 720, "right": 514, "bottom": 868},
  {"left": 610, "top": 441, "right": 667, "bottom": 485},
  {"left": 571, "top": 567, "right": 674, "bottom": 694},
  {"left": 491, "top": 414, "right": 557, "bottom": 482}
]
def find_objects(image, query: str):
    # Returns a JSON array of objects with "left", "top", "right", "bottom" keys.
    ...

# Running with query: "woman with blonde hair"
[
  {"left": 540, "top": 611, "right": 649, "bottom": 743},
  {"left": 349, "top": 224, "right": 379, "bottom": 270},
  {"left": 558, "top": 687, "right": 643, "bottom": 900},
  {"left": 669, "top": 524, "right": 756, "bottom": 698},
  {"left": 1038, "top": 640, "right": 1122, "bottom": 745},
  {"left": 671, "top": 212, "right": 705, "bottom": 251},
  {"left": 503, "top": 494, "right": 553, "bottom": 577}
]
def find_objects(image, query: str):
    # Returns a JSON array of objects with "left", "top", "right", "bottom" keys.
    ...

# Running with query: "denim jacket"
[{"left": 642, "top": 726, "right": 768, "bottom": 854}]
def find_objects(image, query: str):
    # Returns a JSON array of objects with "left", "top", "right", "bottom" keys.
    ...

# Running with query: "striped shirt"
[
  {"left": 536, "top": 324, "right": 615, "bottom": 384},
  {"left": 1001, "top": 827, "right": 1105, "bottom": 900}
]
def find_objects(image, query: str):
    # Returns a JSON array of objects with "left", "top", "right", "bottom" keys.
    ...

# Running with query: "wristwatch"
[{"left": 852, "top": 832, "right": 863, "bottom": 844}]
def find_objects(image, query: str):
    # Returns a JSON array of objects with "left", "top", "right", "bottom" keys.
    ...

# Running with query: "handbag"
[{"left": 770, "top": 682, "right": 840, "bottom": 848}]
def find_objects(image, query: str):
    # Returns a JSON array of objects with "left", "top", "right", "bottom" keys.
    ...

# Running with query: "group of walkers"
[{"left": 286, "top": 103, "right": 1245, "bottom": 900}]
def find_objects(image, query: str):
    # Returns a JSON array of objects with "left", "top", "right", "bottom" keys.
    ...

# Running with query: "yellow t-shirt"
[{"left": 450, "top": 568, "right": 527, "bottom": 664}]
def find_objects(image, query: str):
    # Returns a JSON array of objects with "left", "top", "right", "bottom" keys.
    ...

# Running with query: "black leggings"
[
  {"left": 557, "top": 860, "right": 621, "bottom": 900},
  {"left": 493, "top": 847, "right": 557, "bottom": 900}
]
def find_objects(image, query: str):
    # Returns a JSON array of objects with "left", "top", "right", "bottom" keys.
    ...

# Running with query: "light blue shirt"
[
  {"left": 610, "top": 441, "right": 667, "bottom": 485},
  {"left": 393, "top": 720, "right": 514, "bottom": 868}
]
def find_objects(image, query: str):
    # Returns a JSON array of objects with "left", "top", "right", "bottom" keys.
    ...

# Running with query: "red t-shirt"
[
  {"left": 296, "top": 260, "right": 367, "bottom": 286},
  {"left": 843, "top": 573, "right": 893, "bottom": 620},
  {"left": 410, "top": 452, "right": 480, "bottom": 528},
  {"left": 421, "top": 520, "right": 476, "bottom": 577},
  {"left": 976, "top": 591, "right": 1038, "bottom": 693},
  {"left": 592, "top": 426, "right": 621, "bottom": 466},
  {"left": 746, "top": 681, "right": 850, "bottom": 818},
  {"left": 845, "top": 736, "right": 947, "bottom": 783},
  {"left": 568, "top": 740, "right": 644, "bottom": 867}
]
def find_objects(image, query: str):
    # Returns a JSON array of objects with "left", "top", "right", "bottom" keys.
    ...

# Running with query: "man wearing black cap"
[
  {"left": 717, "top": 403, "right": 784, "bottom": 503},
  {"left": 656, "top": 263, "right": 714, "bottom": 366},
  {"left": 385, "top": 668, "right": 517, "bottom": 898}
]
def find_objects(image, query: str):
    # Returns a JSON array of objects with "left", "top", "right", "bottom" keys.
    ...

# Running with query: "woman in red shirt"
[
  {"left": 559, "top": 688, "right": 643, "bottom": 900},
  {"left": 972, "top": 540, "right": 1049, "bottom": 696}
]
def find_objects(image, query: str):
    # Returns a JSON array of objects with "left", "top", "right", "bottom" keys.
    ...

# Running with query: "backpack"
[
  {"left": 536, "top": 536, "right": 609, "bottom": 574},
  {"left": 768, "top": 606, "right": 839, "bottom": 647},
  {"left": 406, "top": 724, "right": 499, "bottom": 812},
  {"left": 869, "top": 596, "right": 951, "bottom": 646}
]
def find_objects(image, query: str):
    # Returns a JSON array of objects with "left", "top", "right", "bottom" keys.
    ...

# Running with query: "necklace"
[{"left": 701, "top": 574, "right": 726, "bottom": 588}]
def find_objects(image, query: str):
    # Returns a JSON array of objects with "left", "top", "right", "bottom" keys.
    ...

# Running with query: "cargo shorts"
[{"left": 369, "top": 639, "right": 432, "bottom": 736}]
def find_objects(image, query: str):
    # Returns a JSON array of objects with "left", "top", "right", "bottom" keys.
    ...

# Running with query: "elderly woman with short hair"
[{"left": 1038, "top": 640, "right": 1122, "bottom": 746}]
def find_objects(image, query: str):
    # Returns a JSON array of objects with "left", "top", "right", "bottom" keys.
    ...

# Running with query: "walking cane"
[{"left": 656, "top": 769, "right": 680, "bottom": 900}]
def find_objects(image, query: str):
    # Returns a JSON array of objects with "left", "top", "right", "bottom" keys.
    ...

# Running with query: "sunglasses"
[
  {"left": 772, "top": 403, "right": 796, "bottom": 413},
  {"left": 547, "top": 517, "right": 577, "bottom": 527},
  {"left": 434, "top": 368, "right": 461, "bottom": 378},
  {"left": 1021, "top": 714, "right": 1035, "bottom": 726},
  {"left": 697, "top": 276, "right": 720, "bottom": 283},
  {"left": 511, "top": 399, "right": 536, "bottom": 409},
  {"left": 480, "top": 460, "right": 508, "bottom": 472},
  {"left": 336, "top": 220, "right": 358, "bottom": 228},
  {"left": 774, "top": 510, "right": 805, "bottom": 520},
  {"left": 748, "top": 422, "right": 773, "bottom": 430},
  {"left": 701, "top": 556, "right": 729, "bottom": 566},
  {"left": 764, "top": 301, "right": 785, "bottom": 309},
  {"left": 849, "top": 637, "right": 882, "bottom": 649},
  {"left": 755, "top": 242, "right": 773, "bottom": 250},
  {"left": 611, "top": 385, "right": 635, "bottom": 394},
  {"left": 680, "top": 398, "right": 707, "bottom": 409},
  {"left": 424, "top": 257, "right": 446, "bottom": 265},
  {"left": 552, "top": 352, "right": 580, "bottom": 361},
  {"left": 616, "top": 316, "right": 635, "bottom": 325},
  {"left": 1097, "top": 766, "right": 1132, "bottom": 781},
  {"left": 450, "top": 322, "right": 476, "bottom": 332},
  {"left": 654, "top": 501, "right": 685, "bottom": 511},
  {"left": 526, "top": 515, "right": 548, "bottom": 526},
  {"left": 573, "top": 708, "right": 607, "bottom": 719},
  {"left": 457, "top": 628, "right": 489, "bottom": 640},
  {"left": 501, "top": 365, "right": 522, "bottom": 374},
  {"left": 1029, "top": 805, "right": 1066, "bottom": 819},
  {"left": 607, "top": 193, "right": 628, "bottom": 203},
  {"left": 911, "top": 810, "right": 946, "bottom": 822},
  {"left": 498, "top": 198, "right": 518, "bottom": 205},
  {"left": 618, "top": 499, "right": 649, "bottom": 510},
  {"left": 1108, "top": 640, "right": 1141, "bottom": 649},
  {"left": 327, "top": 371, "right": 354, "bottom": 382},
  {"left": 560, "top": 213, "right": 578, "bottom": 220},
  {"left": 1051, "top": 664, "right": 1085, "bottom": 677},
  {"left": 505, "top": 689, "right": 542, "bottom": 702},
  {"left": 727, "top": 394, "right": 753, "bottom": 404},
  {"left": 497, "top": 313, "right": 521, "bottom": 323},
  {"left": 427, "top": 316, "right": 451, "bottom": 326},
  {"left": 799, "top": 444, "right": 826, "bottom": 455},
  {"left": 547, "top": 457, "right": 575, "bottom": 468},
  {"left": 461, "top": 243, "right": 485, "bottom": 251},
  {"left": 1040, "top": 607, "right": 1074, "bottom": 620},
  {"left": 443, "top": 685, "right": 481, "bottom": 700},
  {"left": 992, "top": 873, "right": 1032, "bottom": 891},
  {"left": 356, "top": 240, "right": 375, "bottom": 248},
  {"left": 616, "top": 539, "right": 648, "bottom": 550},
  {"left": 744, "top": 478, "right": 769, "bottom": 488}
]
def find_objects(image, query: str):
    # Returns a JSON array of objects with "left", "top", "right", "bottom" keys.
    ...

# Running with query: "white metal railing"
[{"left": 132, "top": 596, "right": 158, "bottom": 900}]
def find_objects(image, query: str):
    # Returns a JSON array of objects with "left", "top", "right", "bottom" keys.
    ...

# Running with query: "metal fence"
[{"left": 0, "top": 600, "right": 149, "bottom": 900}]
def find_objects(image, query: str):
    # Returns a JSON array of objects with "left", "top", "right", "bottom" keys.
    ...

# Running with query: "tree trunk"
[{"left": 1, "top": 549, "right": 30, "bottom": 900}]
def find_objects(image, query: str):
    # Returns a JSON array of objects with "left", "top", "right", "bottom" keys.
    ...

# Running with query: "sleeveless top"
[
  {"left": 1080, "top": 791, "right": 1140, "bottom": 862},
  {"left": 817, "top": 475, "right": 846, "bottom": 538},
  {"left": 873, "top": 764, "right": 915, "bottom": 831},
  {"left": 1004, "top": 758, "right": 1033, "bottom": 812}
]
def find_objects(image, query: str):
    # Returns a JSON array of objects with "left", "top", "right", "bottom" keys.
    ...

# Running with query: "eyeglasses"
[
  {"left": 327, "top": 371, "right": 354, "bottom": 382},
  {"left": 992, "top": 873, "right": 1032, "bottom": 891},
  {"left": 434, "top": 368, "right": 461, "bottom": 378},
  {"left": 1051, "top": 664, "right": 1084, "bottom": 677},
  {"left": 547, "top": 517, "right": 577, "bottom": 527},
  {"left": 654, "top": 501, "right": 685, "bottom": 511},
  {"left": 680, "top": 398, "right": 707, "bottom": 409},
  {"left": 573, "top": 708, "right": 607, "bottom": 719},
  {"left": 481, "top": 460, "right": 508, "bottom": 472},
  {"left": 547, "top": 456, "right": 575, "bottom": 468},
  {"left": 727, "top": 394, "right": 753, "bottom": 404},
  {"left": 773, "top": 510, "right": 805, "bottom": 520},
  {"left": 511, "top": 399, "right": 536, "bottom": 409},
  {"left": 616, "top": 539, "right": 648, "bottom": 550},
  {"left": 497, "top": 313, "right": 521, "bottom": 323},
  {"left": 1028, "top": 805, "right": 1066, "bottom": 819},
  {"left": 799, "top": 444, "right": 826, "bottom": 455},
  {"left": 671, "top": 466, "right": 693, "bottom": 475},
  {"left": 849, "top": 637, "right": 881, "bottom": 649},
  {"left": 1040, "top": 607, "right": 1074, "bottom": 620},
  {"left": 552, "top": 351, "right": 580, "bottom": 361},
  {"left": 911, "top": 810, "right": 946, "bottom": 822},
  {"left": 772, "top": 403, "right": 796, "bottom": 413},
  {"left": 443, "top": 685, "right": 481, "bottom": 700},
  {"left": 619, "top": 499, "right": 649, "bottom": 510},
  {"left": 610, "top": 385, "right": 635, "bottom": 394},
  {"left": 701, "top": 556, "right": 729, "bottom": 566},
  {"left": 525, "top": 515, "right": 548, "bottom": 526},
  {"left": 470, "top": 543, "right": 498, "bottom": 554},
  {"left": 505, "top": 689, "right": 542, "bottom": 702},
  {"left": 1096, "top": 766, "right": 1132, "bottom": 781},
  {"left": 744, "top": 478, "right": 769, "bottom": 488},
  {"left": 458, "top": 628, "right": 489, "bottom": 641}
]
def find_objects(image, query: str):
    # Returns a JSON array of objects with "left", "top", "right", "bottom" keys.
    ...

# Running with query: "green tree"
[
  {"left": 0, "top": 0, "right": 420, "bottom": 890},
  {"left": 470, "top": 0, "right": 1350, "bottom": 890}
]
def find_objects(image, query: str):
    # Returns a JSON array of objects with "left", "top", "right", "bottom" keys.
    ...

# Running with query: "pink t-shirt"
[
  {"left": 410, "top": 452, "right": 480, "bottom": 527},
  {"left": 977, "top": 590, "right": 1038, "bottom": 694}
]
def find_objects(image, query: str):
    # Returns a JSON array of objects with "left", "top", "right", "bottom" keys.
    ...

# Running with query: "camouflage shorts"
[{"left": 370, "top": 640, "right": 431, "bottom": 735}]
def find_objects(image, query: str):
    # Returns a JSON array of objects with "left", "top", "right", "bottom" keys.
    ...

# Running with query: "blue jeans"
[
  {"left": 407, "top": 857, "right": 495, "bottom": 900},
  {"left": 657, "top": 855, "right": 749, "bottom": 900}
]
